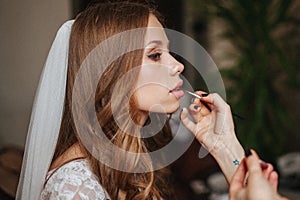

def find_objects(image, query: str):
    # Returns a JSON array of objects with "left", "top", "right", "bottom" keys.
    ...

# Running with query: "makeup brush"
[{"left": 185, "top": 90, "right": 245, "bottom": 120}]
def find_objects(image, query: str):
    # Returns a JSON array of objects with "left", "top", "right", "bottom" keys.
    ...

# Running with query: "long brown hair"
[{"left": 52, "top": 1, "right": 175, "bottom": 199}]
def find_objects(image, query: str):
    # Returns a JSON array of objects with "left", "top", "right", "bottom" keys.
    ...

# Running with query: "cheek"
[
  {"left": 134, "top": 84, "right": 167, "bottom": 109},
  {"left": 133, "top": 85, "right": 180, "bottom": 113},
  {"left": 134, "top": 65, "right": 180, "bottom": 113},
  {"left": 137, "top": 65, "right": 172, "bottom": 89}
]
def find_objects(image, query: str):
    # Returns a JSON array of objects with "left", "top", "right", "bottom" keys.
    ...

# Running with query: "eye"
[{"left": 147, "top": 52, "right": 162, "bottom": 61}]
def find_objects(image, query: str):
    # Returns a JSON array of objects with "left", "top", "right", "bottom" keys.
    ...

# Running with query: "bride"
[{"left": 16, "top": 1, "right": 278, "bottom": 199}]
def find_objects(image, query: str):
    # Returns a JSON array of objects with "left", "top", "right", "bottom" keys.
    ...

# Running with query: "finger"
[
  {"left": 269, "top": 171, "right": 279, "bottom": 192},
  {"left": 189, "top": 103, "right": 211, "bottom": 122},
  {"left": 181, "top": 107, "right": 213, "bottom": 144},
  {"left": 193, "top": 116, "right": 212, "bottom": 143},
  {"left": 201, "top": 93, "right": 233, "bottom": 135},
  {"left": 199, "top": 100, "right": 212, "bottom": 116},
  {"left": 180, "top": 107, "right": 196, "bottom": 133},
  {"left": 194, "top": 91, "right": 209, "bottom": 98},
  {"left": 200, "top": 93, "right": 227, "bottom": 111},
  {"left": 192, "top": 92, "right": 211, "bottom": 115},
  {"left": 191, "top": 91, "right": 208, "bottom": 105},
  {"left": 230, "top": 159, "right": 247, "bottom": 195},
  {"left": 260, "top": 161, "right": 269, "bottom": 170},
  {"left": 194, "top": 91, "right": 212, "bottom": 112},
  {"left": 262, "top": 163, "right": 274, "bottom": 179},
  {"left": 250, "top": 149, "right": 260, "bottom": 159},
  {"left": 189, "top": 104, "right": 203, "bottom": 122},
  {"left": 246, "top": 150, "right": 263, "bottom": 175}
]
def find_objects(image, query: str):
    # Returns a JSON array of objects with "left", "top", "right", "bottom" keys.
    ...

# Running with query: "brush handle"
[
  {"left": 200, "top": 99, "right": 244, "bottom": 120},
  {"left": 185, "top": 91, "right": 245, "bottom": 120},
  {"left": 200, "top": 99, "right": 212, "bottom": 112}
]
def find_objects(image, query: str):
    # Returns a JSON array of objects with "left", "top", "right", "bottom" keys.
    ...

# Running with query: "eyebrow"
[
  {"left": 145, "top": 40, "right": 170, "bottom": 48},
  {"left": 146, "top": 40, "right": 163, "bottom": 47}
]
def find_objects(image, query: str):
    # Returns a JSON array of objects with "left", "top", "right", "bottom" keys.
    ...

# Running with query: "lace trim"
[{"left": 40, "top": 159, "right": 109, "bottom": 200}]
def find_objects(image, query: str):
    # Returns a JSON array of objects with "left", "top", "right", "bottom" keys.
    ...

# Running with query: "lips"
[{"left": 170, "top": 80, "right": 184, "bottom": 99}]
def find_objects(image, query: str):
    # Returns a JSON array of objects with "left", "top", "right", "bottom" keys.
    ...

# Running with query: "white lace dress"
[{"left": 40, "top": 159, "right": 110, "bottom": 200}]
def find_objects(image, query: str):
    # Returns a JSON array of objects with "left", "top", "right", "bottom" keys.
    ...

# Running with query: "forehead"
[{"left": 144, "top": 14, "right": 168, "bottom": 46}]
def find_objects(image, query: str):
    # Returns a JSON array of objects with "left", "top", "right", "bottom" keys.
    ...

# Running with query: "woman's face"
[{"left": 134, "top": 14, "right": 184, "bottom": 115}]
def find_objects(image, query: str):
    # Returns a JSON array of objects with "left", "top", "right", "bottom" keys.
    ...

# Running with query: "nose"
[{"left": 169, "top": 54, "right": 184, "bottom": 75}]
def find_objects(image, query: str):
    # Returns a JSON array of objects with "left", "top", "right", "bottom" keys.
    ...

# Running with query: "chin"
[
  {"left": 166, "top": 102, "right": 180, "bottom": 114},
  {"left": 146, "top": 102, "right": 179, "bottom": 114}
]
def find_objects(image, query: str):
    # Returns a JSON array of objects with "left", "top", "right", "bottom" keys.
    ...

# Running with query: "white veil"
[{"left": 16, "top": 20, "right": 74, "bottom": 200}]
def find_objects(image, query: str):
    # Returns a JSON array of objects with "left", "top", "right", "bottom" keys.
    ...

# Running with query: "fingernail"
[
  {"left": 194, "top": 105, "right": 199, "bottom": 110},
  {"left": 245, "top": 149, "right": 252, "bottom": 157},
  {"left": 201, "top": 93, "right": 209, "bottom": 97}
]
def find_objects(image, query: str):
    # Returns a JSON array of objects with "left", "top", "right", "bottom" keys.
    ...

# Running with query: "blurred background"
[{"left": 0, "top": 0, "right": 299, "bottom": 199}]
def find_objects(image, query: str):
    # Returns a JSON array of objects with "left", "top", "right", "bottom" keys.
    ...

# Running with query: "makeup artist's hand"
[
  {"left": 180, "top": 92, "right": 280, "bottom": 183},
  {"left": 180, "top": 92, "right": 238, "bottom": 153},
  {"left": 230, "top": 150, "right": 289, "bottom": 200},
  {"left": 180, "top": 92, "right": 244, "bottom": 182}
]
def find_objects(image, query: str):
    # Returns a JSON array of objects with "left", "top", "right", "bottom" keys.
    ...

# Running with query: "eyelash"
[{"left": 147, "top": 52, "right": 162, "bottom": 61}]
